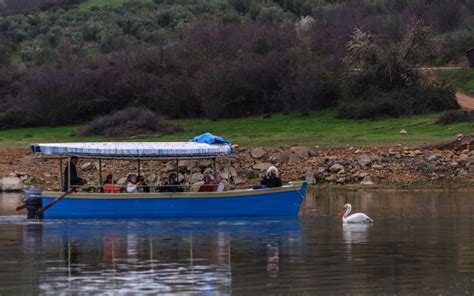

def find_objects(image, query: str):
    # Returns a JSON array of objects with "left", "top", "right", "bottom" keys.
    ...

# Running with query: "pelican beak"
[{"left": 335, "top": 208, "right": 346, "bottom": 220}]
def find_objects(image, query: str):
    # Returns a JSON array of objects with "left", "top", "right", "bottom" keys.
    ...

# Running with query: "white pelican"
[{"left": 335, "top": 203, "right": 373, "bottom": 223}]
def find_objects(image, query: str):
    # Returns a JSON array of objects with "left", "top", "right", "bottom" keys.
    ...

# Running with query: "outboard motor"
[{"left": 23, "top": 188, "right": 43, "bottom": 219}]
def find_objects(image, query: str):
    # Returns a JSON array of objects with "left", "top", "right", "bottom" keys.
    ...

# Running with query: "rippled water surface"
[{"left": 1, "top": 190, "right": 474, "bottom": 294}]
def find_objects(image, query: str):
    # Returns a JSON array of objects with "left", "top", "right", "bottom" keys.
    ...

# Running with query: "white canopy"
[{"left": 31, "top": 142, "right": 232, "bottom": 158}]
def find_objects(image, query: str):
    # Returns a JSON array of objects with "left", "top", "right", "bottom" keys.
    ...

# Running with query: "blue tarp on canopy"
[{"left": 189, "top": 133, "right": 232, "bottom": 152}]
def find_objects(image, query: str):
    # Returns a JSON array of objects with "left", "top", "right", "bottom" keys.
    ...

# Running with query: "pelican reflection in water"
[{"left": 336, "top": 203, "right": 373, "bottom": 224}]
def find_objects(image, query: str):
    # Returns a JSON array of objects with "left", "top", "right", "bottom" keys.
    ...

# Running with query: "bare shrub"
[
  {"left": 337, "top": 24, "right": 458, "bottom": 119},
  {"left": 75, "top": 107, "right": 183, "bottom": 137}
]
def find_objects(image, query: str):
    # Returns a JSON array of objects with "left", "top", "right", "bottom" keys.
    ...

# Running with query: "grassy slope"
[
  {"left": 79, "top": 0, "right": 151, "bottom": 9},
  {"left": 438, "top": 68, "right": 474, "bottom": 95},
  {"left": 0, "top": 111, "right": 471, "bottom": 148}
]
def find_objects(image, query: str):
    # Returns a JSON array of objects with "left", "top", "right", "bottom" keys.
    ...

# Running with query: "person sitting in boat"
[
  {"left": 214, "top": 172, "right": 228, "bottom": 192},
  {"left": 159, "top": 173, "right": 183, "bottom": 192},
  {"left": 137, "top": 175, "right": 150, "bottom": 193},
  {"left": 126, "top": 174, "right": 139, "bottom": 193},
  {"left": 158, "top": 177, "right": 169, "bottom": 192},
  {"left": 102, "top": 174, "right": 120, "bottom": 193},
  {"left": 63, "top": 156, "right": 87, "bottom": 192},
  {"left": 199, "top": 174, "right": 215, "bottom": 192},
  {"left": 260, "top": 166, "right": 282, "bottom": 188}
]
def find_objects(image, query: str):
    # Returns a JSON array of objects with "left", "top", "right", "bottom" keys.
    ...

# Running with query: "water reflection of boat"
[
  {"left": 30, "top": 142, "right": 307, "bottom": 219},
  {"left": 29, "top": 218, "right": 304, "bottom": 294}
]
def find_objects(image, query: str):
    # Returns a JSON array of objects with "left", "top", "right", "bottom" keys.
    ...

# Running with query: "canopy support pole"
[
  {"left": 112, "top": 159, "right": 116, "bottom": 194},
  {"left": 137, "top": 159, "right": 141, "bottom": 176},
  {"left": 99, "top": 159, "right": 102, "bottom": 188},
  {"left": 176, "top": 159, "right": 179, "bottom": 183},
  {"left": 189, "top": 160, "right": 194, "bottom": 190},
  {"left": 150, "top": 160, "right": 154, "bottom": 192},
  {"left": 59, "top": 158, "right": 63, "bottom": 191},
  {"left": 227, "top": 158, "right": 232, "bottom": 186},
  {"left": 67, "top": 156, "right": 71, "bottom": 192}
]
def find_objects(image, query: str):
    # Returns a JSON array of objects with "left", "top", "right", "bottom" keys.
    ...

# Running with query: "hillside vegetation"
[
  {"left": 79, "top": 0, "right": 151, "bottom": 9},
  {"left": 0, "top": 0, "right": 472, "bottom": 131}
]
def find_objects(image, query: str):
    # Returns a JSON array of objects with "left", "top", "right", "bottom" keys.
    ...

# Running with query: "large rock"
[
  {"left": 305, "top": 167, "right": 315, "bottom": 184},
  {"left": 190, "top": 172, "right": 204, "bottom": 184},
  {"left": 163, "top": 162, "right": 177, "bottom": 173},
  {"left": 178, "top": 160, "right": 191, "bottom": 171},
  {"left": 117, "top": 177, "right": 127, "bottom": 185},
  {"left": 355, "top": 171, "right": 369, "bottom": 178},
  {"left": 358, "top": 154, "right": 371, "bottom": 167},
  {"left": 10, "top": 172, "right": 29, "bottom": 181},
  {"left": 427, "top": 153, "right": 441, "bottom": 162},
  {"left": 291, "top": 146, "right": 310, "bottom": 158},
  {"left": 250, "top": 148, "right": 266, "bottom": 159},
  {"left": 222, "top": 167, "right": 237, "bottom": 179},
  {"left": 308, "top": 149, "right": 318, "bottom": 157},
  {"left": 316, "top": 166, "right": 326, "bottom": 174},
  {"left": 147, "top": 174, "right": 158, "bottom": 184},
  {"left": 0, "top": 177, "right": 24, "bottom": 192},
  {"left": 253, "top": 162, "right": 273, "bottom": 172},
  {"left": 329, "top": 164, "right": 344, "bottom": 173},
  {"left": 360, "top": 176, "right": 374, "bottom": 185},
  {"left": 232, "top": 176, "right": 245, "bottom": 185},
  {"left": 270, "top": 152, "right": 289, "bottom": 164},
  {"left": 81, "top": 162, "right": 97, "bottom": 171},
  {"left": 198, "top": 160, "right": 213, "bottom": 170}
]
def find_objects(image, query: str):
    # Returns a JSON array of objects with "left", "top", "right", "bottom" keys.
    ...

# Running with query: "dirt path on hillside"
[{"left": 455, "top": 92, "right": 474, "bottom": 110}]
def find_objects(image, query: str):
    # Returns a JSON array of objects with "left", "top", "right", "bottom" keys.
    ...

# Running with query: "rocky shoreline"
[{"left": 0, "top": 135, "right": 472, "bottom": 192}]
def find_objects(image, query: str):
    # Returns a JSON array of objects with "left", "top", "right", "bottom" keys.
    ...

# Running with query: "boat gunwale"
[{"left": 42, "top": 182, "right": 306, "bottom": 199}]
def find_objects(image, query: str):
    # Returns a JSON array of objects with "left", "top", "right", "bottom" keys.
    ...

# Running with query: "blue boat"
[
  {"left": 41, "top": 184, "right": 306, "bottom": 219},
  {"left": 27, "top": 141, "right": 307, "bottom": 219}
]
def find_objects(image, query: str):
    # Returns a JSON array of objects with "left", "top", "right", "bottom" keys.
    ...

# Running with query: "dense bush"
[
  {"left": 0, "top": 0, "right": 471, "bottom": 128},
  {"left": 336, "top": 84, "right": 459, "bottom": 120},
  {"left": 0, "top": 0, "right": 82, "bottom": 14},
  {"left": 75, "top": 107, "right": 183, "bottom": 137},
  {"left": 437, "top": 110, "right": 474, "bottom": 125}
]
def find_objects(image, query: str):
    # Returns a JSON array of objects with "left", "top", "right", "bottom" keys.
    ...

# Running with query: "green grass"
[
  {"left": 78, "top": 0, "right": 151, "bottom": 10},
  {"left": 0, "top": 111, "right": 471, "bottom": 148},
  {"left": 438, "top": 68, "right": 474, "bottom": 95}
]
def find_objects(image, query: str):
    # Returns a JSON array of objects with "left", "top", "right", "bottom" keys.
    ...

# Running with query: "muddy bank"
[{"left": 0, "top": 135, "right": 472, "bottom": 192}]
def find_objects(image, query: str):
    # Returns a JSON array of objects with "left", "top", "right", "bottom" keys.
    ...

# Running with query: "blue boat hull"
[{"left": 41, "top": 182, "right": 307, "bottom": 219}]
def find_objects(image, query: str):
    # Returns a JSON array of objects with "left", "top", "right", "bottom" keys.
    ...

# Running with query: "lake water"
[{"left": 1, "top": 190, "right": 474, "bottom": 295}]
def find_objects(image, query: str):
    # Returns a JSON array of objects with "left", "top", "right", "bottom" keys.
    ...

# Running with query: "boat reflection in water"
[{"left": 23, "top": 218, "right": 304, "bottom": 294}]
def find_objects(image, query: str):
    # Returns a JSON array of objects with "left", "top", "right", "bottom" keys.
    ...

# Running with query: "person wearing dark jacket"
[
  {"left": 158, "top": 173, "right": 183, "bottom": 192},
  {"left": 63, "top": 156, "right": 86, "bottom": 191},
  {"left": 260, "top": 166, "right": 282, "bottom": 188}
]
